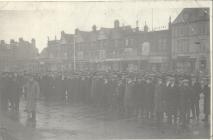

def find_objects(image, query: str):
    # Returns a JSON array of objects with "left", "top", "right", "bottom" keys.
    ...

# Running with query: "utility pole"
[
  {"left": 152, "top": 8, "right": 153, "bottom": 31},
  {"left": 73, "top": 35, "right": 76, "bottom": 72}
]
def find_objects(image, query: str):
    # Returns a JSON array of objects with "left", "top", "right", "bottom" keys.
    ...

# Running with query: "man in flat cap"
[
  {"left": 179, "top": 79, "right": 192, "bottom": 129},
  {"left": 202, "top": 78, "right": 210, "bottom": 124}
]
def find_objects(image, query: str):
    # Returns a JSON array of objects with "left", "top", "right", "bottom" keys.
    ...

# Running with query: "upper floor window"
[
  {"left": 99, "top": 50, "right": 106, "bottom": 59},
  {"left": 192, "top": 24, "right": 198, "bottom": 35},
  {"left": 103, "top": 41, "right": 108, "bottom": 47},
  {"left": 177, "top": 39, "right": 188, "bottom": 53},
  {"left": 124, "top": 48, "right": 133, "bottom": 53},
  {"left": 204, "top": 24, "right": 209, "bottom": 34},
  {"left": 141, "top": 42, "right": 150, "bottom": 56},
  {"left": 200, "top": 24, "right": 205, "bottom": 35},
  {"left": 180, "top": 27, "right": 184, "bottom": 36},
  {"left": 130, "top": 39, "right": 134, "bottom": 46},
  {"left": 125, "top": 39, "right": 129, "bottom": 46},
  {"left": 114, "top": 40, "right": 119, "bottom": 48},
  {"left": 158, "top": 39, "right": 167, "bottom": 51},
  {"left": 183, "top": 26, "right": 188, "bottom": 36}
]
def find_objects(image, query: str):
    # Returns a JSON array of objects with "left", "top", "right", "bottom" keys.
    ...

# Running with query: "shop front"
[{"left": 173, "top": 57, "right": 196, "bottom": 74}]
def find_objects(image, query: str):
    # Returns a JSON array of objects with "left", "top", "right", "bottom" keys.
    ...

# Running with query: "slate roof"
[
  {"left": 61, "top": 33, "right": 74, "bottom": 43},
  {"left": 172, "top": 8, "right": 209, "bottom": 24}
]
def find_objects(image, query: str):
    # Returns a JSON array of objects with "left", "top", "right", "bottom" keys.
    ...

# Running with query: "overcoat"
[
  {"left": 192, "top": 82, "right": 202, "bottom": 101},
  {"left": 10, "top": 79, "right": 21, "bottom": 103},
  {"left": 154, "top": 83, "right": 165, "bottom": 113},
  {"left": 179, "top": 85, "right": 191, "bottom": 114},
  {"left": 143, "top": 82, "right": 155, "bottom": 111},
  {"left": 25, "top": 80, "right": 40, "bottom": 112},
  {"left": 166, "top": 83, "right": 180, "bottom": 113},
  {"left": 124, "top": 81, "right": 135, "bottom": 109},
  {"left": 203, "top": 85, "right": 210, "bottom": 115},
  {"left": 116, "top": 81, "right": 125, "bottom": 105}
]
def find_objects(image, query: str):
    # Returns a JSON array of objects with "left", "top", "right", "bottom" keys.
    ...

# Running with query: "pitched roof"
[
  {"left": 61, "top": 33, "right": 74, "bottom": 43},
  {"left": 172, "top": 8, "right": 209, "bottom": 24},
  {"left": 78, "top": 31, "right": 91, "bottom": 42},
  {"left": 48, "top": 40, "right": 61, "bottom": 47}
]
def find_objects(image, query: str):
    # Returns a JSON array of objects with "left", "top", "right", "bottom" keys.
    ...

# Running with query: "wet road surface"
[{"left": 4, "top": 95, "right": 210, "bottom": 140}]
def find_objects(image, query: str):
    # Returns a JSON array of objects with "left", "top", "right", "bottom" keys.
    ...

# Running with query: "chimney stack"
[
  {"left": 61, "top": 31, "right": 65, "bottom": 37},
  {"left": 92, "top": 25, "right": 97, "bottom": 32},
  {"left": 114, "top": 20, "right": 120, "bottom": 29},
  {"left": 1, "top": 40, "right": 5, "bottom": 45},
  {"left": 144, "top": 21, "right": 148, "bottom": 32},
  {"left": 136, "top": 20, "right": 139, "bottom": 31},
  {"left": 75, "top": 28, "right": 79, "bottom": 35},
  {"left": 31, "top": 38, "right": 36, "bottom": 47},
  {"left": 10, "top": 39, "right": 15, "bottom": 44},
  {"left": 19, "top": 37, "right": 23, "bottom": 42},
  {"left": 168, "top": 16, "right": 172, "bottom": 30}
]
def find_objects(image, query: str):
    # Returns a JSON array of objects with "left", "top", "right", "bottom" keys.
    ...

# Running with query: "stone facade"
[
  {"left": 0, "top": 38, "right": 39, "bottom": 73},
  {"left": 171, "top": 8, "right": 210, "bottom": 75},
  {"left": 40, "top": 8, "right": 210, "bottom": 74},
  {"left": 41, "top": 20, "right": 172, "bottom": 72}
]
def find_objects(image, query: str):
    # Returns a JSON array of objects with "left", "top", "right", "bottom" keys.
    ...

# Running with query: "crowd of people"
[{"left": 0, "top": 70, "right": 210, "bottom": 130}]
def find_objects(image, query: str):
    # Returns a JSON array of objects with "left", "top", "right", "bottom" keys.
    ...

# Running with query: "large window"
[
  {"left": 124, "top": 47, "right": 134, "bottom": 57},
  {"left": 189, "top": 24, "right": 196, "bottom": 35},
  {"left": 141, "top": 42, "right": 150, "bottom": 56},
  {"left": 103, "top": 40, "right": 108, "bottom": 47},
  {"left": 158, "top": 39, "right": 167, "bottom": 51},
  {"left": 114, "top": 40, "right": 119, "bottom": 48},
  {"left": 183, "top": 26, "right": 189, "bottom": 36},
  {"left": 99, "top": 50, "right": 106, "bottom": 59},
  {"left": 125, "top": 39, "right": 129, "bottom": 46},
  {"left": 200, "top": 24, "right": 205, "bottom": 35},
  {"left": 177, "top": 39, "right": 189, "bottom": 53},
  {"left": 180, "top": 27, "right": 184, "bottom": 36}
]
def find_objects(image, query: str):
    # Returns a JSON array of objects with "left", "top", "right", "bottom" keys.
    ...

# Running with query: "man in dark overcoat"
[
  {"left": 0, "top": 73, "right": 10, "bottom": 111},
  {"left": 115, "top": 79, "right": 125, "bottom": 115},
  {"left": 143, "top": 77, "right": 155, "bottom": 120},
  {"left": 154, "top": 78, "right": 165, "bottom": 130},
  {"left": 179, "top": 79, "right": 192, "bottom": 129},
  {"left": 166, "top": 77, "right": 180, "bottom": 124},
  {"left": 191, "top": 78, "right": 201, "bottom": 120},
  {"left": 202, "top": 79, "right": 210, "bottom": 123},
  {"left": 11, "top": 74, "right": 22, "bottom": 111}
]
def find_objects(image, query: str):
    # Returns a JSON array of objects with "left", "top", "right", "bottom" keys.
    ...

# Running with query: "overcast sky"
[{"left": 0, "top": 1, "right": 211, "bottom": 52}]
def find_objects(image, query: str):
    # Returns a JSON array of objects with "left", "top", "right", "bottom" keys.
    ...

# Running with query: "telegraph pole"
[
  {"left": 152, "top": 8, "right": 153, "bottom": 31},
  {"left": 73, "top": 35, "right": 76, "bottom": 72}
]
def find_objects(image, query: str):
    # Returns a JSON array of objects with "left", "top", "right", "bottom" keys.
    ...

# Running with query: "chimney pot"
[
  {"left": 92, "top": 25, "right": 97, "bottom": 31},
  {"left": 114, "top": 20, "right": 120, "bottom": 29}
]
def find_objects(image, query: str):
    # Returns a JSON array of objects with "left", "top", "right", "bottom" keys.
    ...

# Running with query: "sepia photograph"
[{"left": 0, "top": 0, "right": 212, "bottom": 139}]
